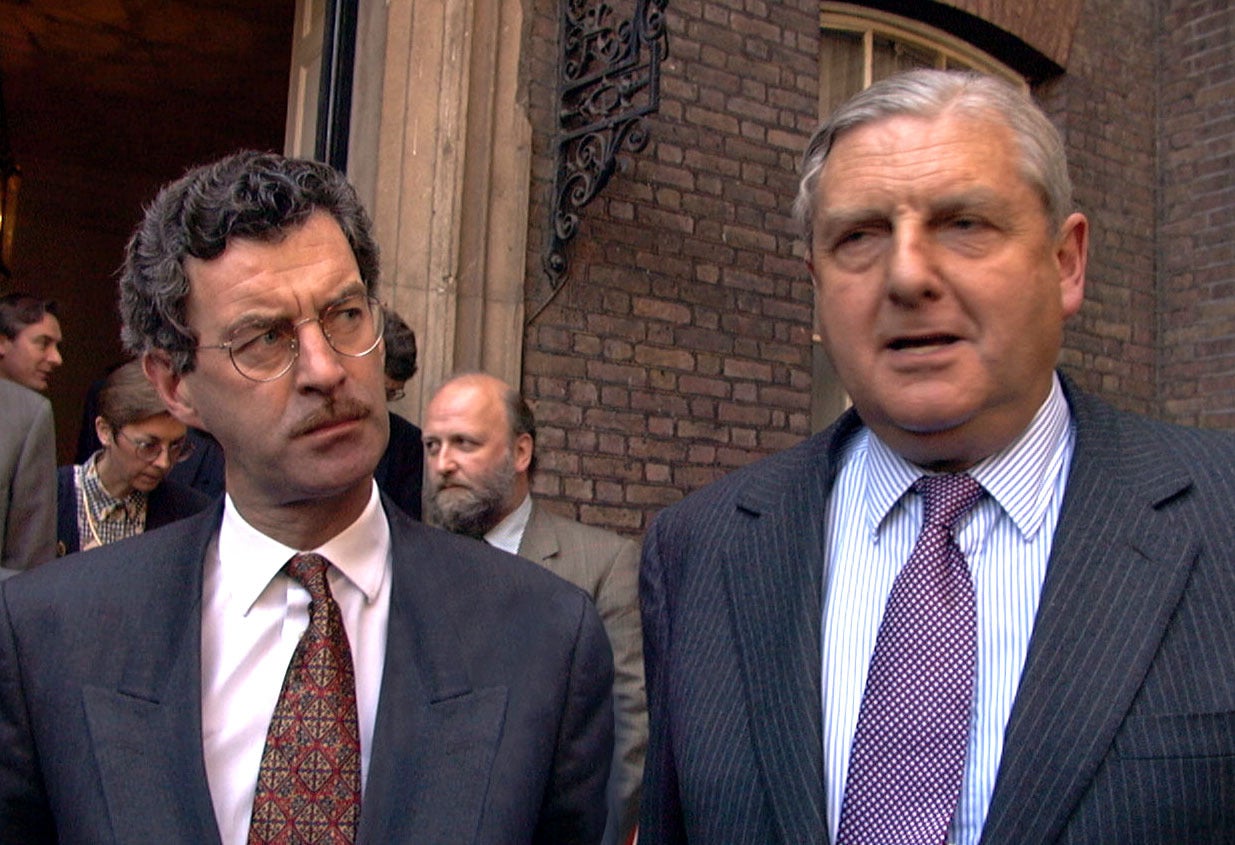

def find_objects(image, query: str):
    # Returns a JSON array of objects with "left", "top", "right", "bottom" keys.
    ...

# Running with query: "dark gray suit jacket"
[
  {"left": 519, "top": 500, "right": 646, "bottom": 845},
  {"left": 0, "top": 497, "right": 614, "bottom": 843},
  {"left": 640, "top": 377, "right": 1235, "bottom": 843}
]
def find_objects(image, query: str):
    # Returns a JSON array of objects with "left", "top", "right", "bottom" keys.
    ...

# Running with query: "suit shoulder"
[
  {"left": 388, "top": 505, "right": 595, "bottom": 605},
  {"left": 0, "top": 380, "right": 52, "bottom": 424},
  {"left": 532, "top": 503, "right": 639, "bottom": 553},
  {"left": 651, "top": 426, "right": 836, "bottom": 530},
  {"left": 1066, "top": 388, "right": 1235, "bottom": 516},
  {"left": 1078, "top": 389, "right": 1235, "bottom": 465},
  {"left": 3, "top": 507, "right": 216, "bottom": 616},
  {"left": 153, "top": 477, "right": 215, "bottom": 510}
]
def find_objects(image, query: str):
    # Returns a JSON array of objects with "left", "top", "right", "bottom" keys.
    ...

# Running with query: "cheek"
[
  {"left": 816, "top": 291, "right": 869, "bottom": 356},
  {"left": 120, "top": 455, "right": 148, "bottom": 482}
]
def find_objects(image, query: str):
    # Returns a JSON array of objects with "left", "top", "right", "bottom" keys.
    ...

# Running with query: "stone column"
[{"left": 368, "top": 0, "right": 532, "bottom": 421}]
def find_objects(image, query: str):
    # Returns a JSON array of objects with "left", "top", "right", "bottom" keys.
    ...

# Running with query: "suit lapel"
[
  {"left": 721, "top": 413, "right": 860, "bottom": 841},
  {"left": 358, "top": 506, "right": 508, "bottom": 844},
  {"left": 981, "top": 385, "right": 1198, "bottom": 843},
  {"left": 82, "top": 506, "right": 222, "bottom": 844},
  {"left": 516, "top": 501, "right": 558, "bottom": 565}
]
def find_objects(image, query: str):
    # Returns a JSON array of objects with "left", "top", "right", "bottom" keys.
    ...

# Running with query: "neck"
[
  {"left": 230, "top": 481, "right": 374, "bottom": 550},
  {"left": 94, "top": 451, "right": 133, "bottom": 499}
]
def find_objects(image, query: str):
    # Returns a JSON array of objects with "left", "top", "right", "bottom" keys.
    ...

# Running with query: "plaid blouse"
[{"left": 74, "top": 452, "right": 149, "bottom": 550}]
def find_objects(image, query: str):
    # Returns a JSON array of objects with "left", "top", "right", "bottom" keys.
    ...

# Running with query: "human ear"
[
  {"left": 1056, "top": 212, "right": 1088, "bottom": 319},
  {"left": 143, "top": 351, "right": 206, "bottom": 431},
  {"left": 94, "top": 416, "right": 113, "bottom": 448},
  {"left": 513, "top": 433, "right": 534, "bottom": 474}
]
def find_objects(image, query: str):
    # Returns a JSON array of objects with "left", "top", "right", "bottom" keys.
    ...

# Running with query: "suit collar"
[
  {"left": 725, "top": 382, "right": 1199, "bottom": 842},
  {"left": 357, "top": 502, "right": 509, "bottom": 842},
  {"left": 721, "top": 410, "right": 862, "bottom": 839},
  {"left": 86, "top": 503, "right": 223, "bottom": 843},
  {"left": 488, "top": 492, "right": 534, "bottom": 557},
  {"left": 981, "top": 375, "right": 1198, "bottom": 842},
  {"left": 516, "top": 498, "right": 559, "bottom": 563},
  {"left": 85, "top": 499, "right": 510, "bottom": 844}
]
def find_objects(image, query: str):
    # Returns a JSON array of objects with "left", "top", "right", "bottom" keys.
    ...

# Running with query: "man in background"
[
  {"left": 0, "top": 378, "right": 55, "bottom": 576},
  {"left": 424, "top": 372, "right": 645, "bottom": 845},
  {"left": 640, "top": 69, "right": 1235, "bottom": 843},
  {"left": 0, "top": 293, "right": 62, "bottom": 392}
]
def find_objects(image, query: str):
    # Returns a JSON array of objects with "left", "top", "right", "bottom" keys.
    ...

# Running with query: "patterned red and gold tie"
[
  {"left": 837, "top": 473, "right": 984, "bottom": 845},
  {"left": 248, "top": 553, "right": 362, "bottom": 845}
]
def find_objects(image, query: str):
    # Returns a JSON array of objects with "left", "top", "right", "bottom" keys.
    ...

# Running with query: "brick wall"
[
  {"left": 1044, "top": 0, "right": 1159, "bottom": 415},
  {"left": 1158, "top": 0, "right": 1235, "bottom": 427},
  {"left": 523, "top": 0, "right": 821, "bottom": 535}
]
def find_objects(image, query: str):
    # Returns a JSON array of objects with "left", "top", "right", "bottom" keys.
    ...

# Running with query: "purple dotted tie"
[{"left": 836, "top": 473, "right": 984, "bottom": 845}]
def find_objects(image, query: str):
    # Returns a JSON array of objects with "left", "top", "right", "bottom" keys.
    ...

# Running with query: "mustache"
[
  {"left": 428, "top": 472, "right": 469, "bottom": 492},
  {"left": 289, "top": 398, "right": 372, "bottom": 437}
]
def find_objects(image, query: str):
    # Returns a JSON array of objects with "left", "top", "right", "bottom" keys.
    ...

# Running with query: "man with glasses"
[{"left": 0, "top": 151, "right": 614, "bottom": 843}]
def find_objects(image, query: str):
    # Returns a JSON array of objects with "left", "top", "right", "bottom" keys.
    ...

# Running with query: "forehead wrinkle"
[
  {"left": 186, "top": 216, "right": 362, "bottom": 331},
  {"left": 821, "top": 114, "right": 1020, "bottom": 200}
]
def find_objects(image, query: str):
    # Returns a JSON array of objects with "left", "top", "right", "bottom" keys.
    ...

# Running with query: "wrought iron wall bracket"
[{"left": 543, "top": 0, "right": 668, "bottom": 288}]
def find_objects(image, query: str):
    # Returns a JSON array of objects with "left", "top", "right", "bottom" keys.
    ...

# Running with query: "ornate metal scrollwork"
[{"left": 543, "top": 0, "right": 668, "bottom": 287}]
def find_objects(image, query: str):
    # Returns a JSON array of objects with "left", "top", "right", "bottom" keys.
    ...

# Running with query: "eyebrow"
[
  {"left": 222, "top": 281, "right": 369, "bottom": 337},
  {"left": 813, "top": 207, "right": 887, "bottom": 243},
  {"left": 818, "top": 188, "right": 1012, "bottom": 231}
]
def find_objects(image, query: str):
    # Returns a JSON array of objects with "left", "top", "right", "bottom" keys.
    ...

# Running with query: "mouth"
[
  {"left": 291, "top": 400, "right": 372, "bottom": 438},
  {"left": 887, "top": 333, "right": 961, "bottom": 352}
]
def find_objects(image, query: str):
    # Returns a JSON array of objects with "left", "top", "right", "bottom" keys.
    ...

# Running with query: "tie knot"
[
  {"left": 285, "top": 552, "right": 332, "bottom": 601},
  {"left": 913, "top": 473, "right": 983, "bottom": 532}
]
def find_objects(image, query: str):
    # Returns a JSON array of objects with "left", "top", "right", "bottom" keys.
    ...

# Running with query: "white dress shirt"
[
  {"left": 484, "top": 493, "right": 533, "bottom": 554},
  {"left": 822, "top": 375, "right": 1075, "bottom": 845},
  {"left": 200, "top": 482, "right": 392, "bottom": 845}
]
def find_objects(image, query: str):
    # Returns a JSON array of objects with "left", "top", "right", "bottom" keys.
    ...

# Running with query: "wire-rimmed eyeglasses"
[
  {"left": 196, "top": 293, "right": 385, "bottom": 382},
  {"left": 114, "top": 428, "right": 196, "bottom": 464}
]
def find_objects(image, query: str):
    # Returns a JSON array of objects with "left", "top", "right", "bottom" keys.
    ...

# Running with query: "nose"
[
  {"left": 291, "top": 320, "right": 348, "bottom": 393},
  {"left": 429, "top": 445, "right": 457, "bottom": 479},
  {"left": 150, "top": 448, "right": 174, "bottom": 472},
  {"left": 885, "top": 224, "right": 941, "bottom": 306},
  {"left": 48, "top": 344, "right": 63, "bottom": 367}
]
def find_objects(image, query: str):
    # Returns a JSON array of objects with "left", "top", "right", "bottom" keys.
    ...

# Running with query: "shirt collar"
[
  {"left": 81, "top": 450, "right": 147, "bottom": 519},
  {"left": 484, "top": 493, "right": 533, "bottom": 555},
  {"left": 218, "top": 480, "right": 391, "bottom": 614},
  {"left": 859, "top": 373, "right": 1073, "bottom": 541}
]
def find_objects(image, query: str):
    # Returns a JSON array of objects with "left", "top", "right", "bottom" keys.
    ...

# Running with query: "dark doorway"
[{"left": 0, "top": 0, "right": 295, "bottom": 461}]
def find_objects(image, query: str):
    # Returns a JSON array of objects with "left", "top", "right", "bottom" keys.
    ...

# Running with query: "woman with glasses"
[{"left": 57, "top": 360, "right": 211, "bottom": 554}]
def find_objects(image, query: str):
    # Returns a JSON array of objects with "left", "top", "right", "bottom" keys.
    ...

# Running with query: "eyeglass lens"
[
  {"left": 227, "top": 294, "right": 383, "bottom": 381},
  {"left": 118, "top": 429, "right": 195, "bottom": 463}
]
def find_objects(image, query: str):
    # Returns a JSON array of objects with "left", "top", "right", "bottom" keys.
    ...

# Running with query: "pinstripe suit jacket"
[{"left": 640, "top": 375, "right": 1235, "bottom": 843}]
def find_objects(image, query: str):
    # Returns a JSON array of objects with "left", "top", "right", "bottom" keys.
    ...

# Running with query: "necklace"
[
  {"left": 80, "top": 455, "right": 137, "bottom": 551},
  {"left": 82, "top": 494, "right": 106, "bottom": 551}
]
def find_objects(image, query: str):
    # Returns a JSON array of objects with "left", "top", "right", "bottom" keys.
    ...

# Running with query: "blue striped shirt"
[{"left": 821, "top": 375, "right": 1075, "bottom": 845}]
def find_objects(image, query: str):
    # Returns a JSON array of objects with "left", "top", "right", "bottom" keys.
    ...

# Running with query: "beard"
[{"left": 424, "top": 450, "right": 517, "bottom": 538}]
